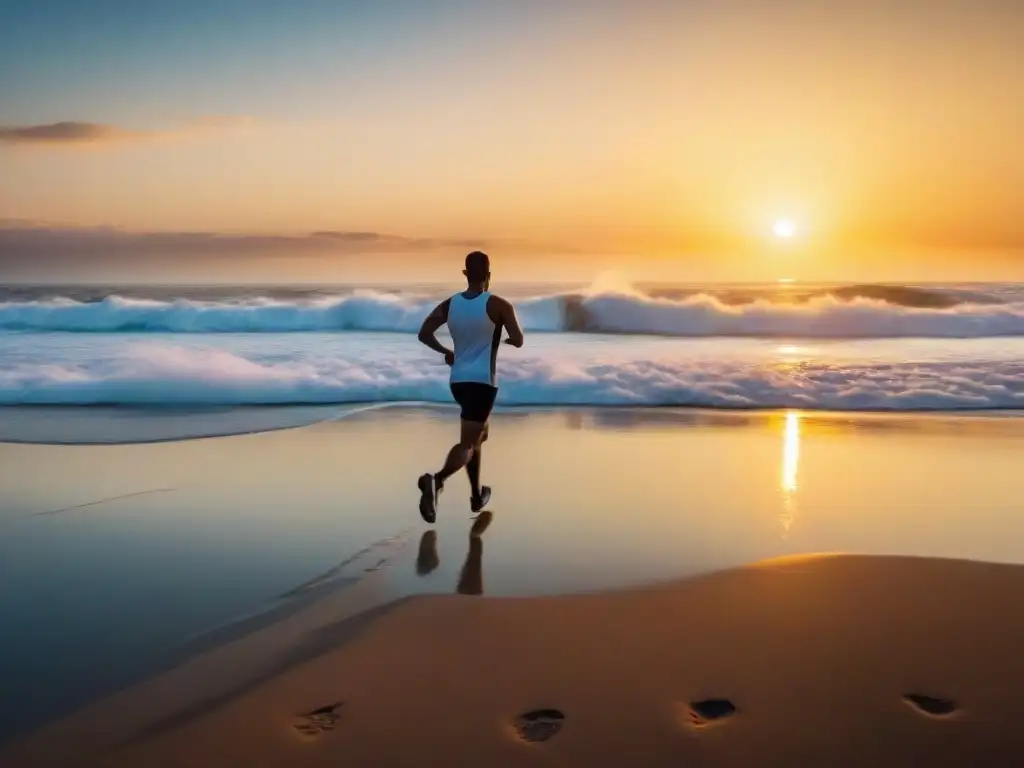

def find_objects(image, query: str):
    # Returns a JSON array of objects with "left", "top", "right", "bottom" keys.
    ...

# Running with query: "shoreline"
[{"left": 2, "top": 403, "right": 1024, "bottom": 447}]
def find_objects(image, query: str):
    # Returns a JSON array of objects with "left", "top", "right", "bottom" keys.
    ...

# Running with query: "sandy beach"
[
  {"left": 6, "top": 553, "right": 1024, "bottom": 766},
  {"left": 4, "top": 407, "right": 1024, "bottom": 765}
]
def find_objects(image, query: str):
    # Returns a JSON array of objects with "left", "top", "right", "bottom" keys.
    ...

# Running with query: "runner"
[{"left": 415, "top": 251, "right": 524, "bottom": 522}]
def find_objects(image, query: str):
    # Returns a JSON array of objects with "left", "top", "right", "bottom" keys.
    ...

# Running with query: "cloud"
[
  {"left": 0, "top": 220, "right": 578, "bottom": 280},
  {"left": 0, "top": 116, "right": 257, "bottom": 147},
  {"left": 0, "top": 224, "right": 477, "bottom": 254},
  {"left": 310, "top": 231, "right": 389, "bottom": 242},
  {"left": 0, "top": 223, "right": 493, "bottom": 278},
  {"left": 310, "top": 230, "right": 486, "bottom": 250},
  {"left": 0, "top": 122, "right": 139, "bottom": 144}
]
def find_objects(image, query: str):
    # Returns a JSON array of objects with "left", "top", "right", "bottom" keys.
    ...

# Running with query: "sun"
[{"left": 773, "top": 219, "right": 797, "bottom": 239}]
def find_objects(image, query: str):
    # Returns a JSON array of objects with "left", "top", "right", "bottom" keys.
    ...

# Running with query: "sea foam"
[
  {"left": 1, "top": 285, "right": 1023, "bottom": 338},
  {"left": 1, "top": 341, "right": 1021, "bottom": 410}
]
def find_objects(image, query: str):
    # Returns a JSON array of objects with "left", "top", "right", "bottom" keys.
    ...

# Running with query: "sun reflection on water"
[{"left": 780, "top": 410, "right": 801, "bottom": 537}]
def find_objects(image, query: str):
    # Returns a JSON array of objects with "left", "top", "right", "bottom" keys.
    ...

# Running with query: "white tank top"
[{"left": 447, "top": 292, "right": 499, "bottom": 386}]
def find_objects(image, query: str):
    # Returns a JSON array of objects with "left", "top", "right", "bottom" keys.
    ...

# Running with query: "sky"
[{"left": 0, "top": 0, "right": 1021, "bottom": 283}]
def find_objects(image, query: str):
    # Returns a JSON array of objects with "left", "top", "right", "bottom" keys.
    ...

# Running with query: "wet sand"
[{"left": 4, "top": 407, "right": 1024, "bottom": 763}]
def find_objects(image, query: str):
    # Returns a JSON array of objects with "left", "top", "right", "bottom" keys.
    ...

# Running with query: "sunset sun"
[{"left": 773, "top": 219, "right": 797, "bottom": 239}]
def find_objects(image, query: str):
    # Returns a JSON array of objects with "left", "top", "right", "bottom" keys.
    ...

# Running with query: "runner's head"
[{"left": 463, "top": 251, "right": 490, "bottom": 290}]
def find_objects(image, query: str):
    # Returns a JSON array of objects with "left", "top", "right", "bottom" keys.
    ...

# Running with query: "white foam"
[
  {"left": 575, "top": 290, "right": 1024, "bottom": 338},
  {"left": 1, "top": 341, "right": 1022, "bottom": 411},
  {"left": 3, "top": 287, "right": 1024, "bottom": 338}
]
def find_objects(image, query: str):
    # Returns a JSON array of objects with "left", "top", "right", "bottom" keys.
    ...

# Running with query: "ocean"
[{"left": 1, "top": 280, "right": 1023, "bottom": 437}]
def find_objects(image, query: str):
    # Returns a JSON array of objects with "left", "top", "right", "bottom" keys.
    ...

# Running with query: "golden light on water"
[
  {"left": 780, "top": 410, "right": 802, "bottom": 536},
  {"left": 782, "top": 411, "right": 801, "bottom": 493}
]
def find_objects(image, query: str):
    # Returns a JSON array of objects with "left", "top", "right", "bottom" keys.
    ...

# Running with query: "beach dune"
[{"left": 6, "top": 554, "right": 1024, "bottom": 766}]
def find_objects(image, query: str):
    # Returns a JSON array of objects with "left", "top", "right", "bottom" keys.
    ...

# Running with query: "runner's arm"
[
  {"left": 418, "top": 299, "right": 453, "bottom": 359},
  {"left": 497, "top": 298, "right": 524, "bottom": 347}
]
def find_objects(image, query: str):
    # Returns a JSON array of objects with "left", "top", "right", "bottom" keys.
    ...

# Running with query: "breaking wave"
[{"left": 0, "top": 283, "right": 1020, "bottom": 338}]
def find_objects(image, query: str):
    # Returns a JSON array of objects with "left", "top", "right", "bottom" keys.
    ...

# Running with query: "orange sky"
[{"left": 1, "top": 1, "right": 1021, "bottom": 282}]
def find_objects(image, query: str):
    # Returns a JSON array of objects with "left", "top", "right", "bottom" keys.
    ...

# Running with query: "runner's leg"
[
  {"left": 466, "top": 422, "right": 489, "bottom": 502},
  {"left": 437, "top": 419, "right": 486, "bottom": 487}
]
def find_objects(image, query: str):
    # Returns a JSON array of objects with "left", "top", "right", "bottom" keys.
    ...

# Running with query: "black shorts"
[{"left": 450, "top": 382, "right": 498, "bottom": 423}]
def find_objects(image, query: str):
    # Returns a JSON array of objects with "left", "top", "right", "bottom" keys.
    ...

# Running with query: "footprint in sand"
[
  {"left": 514, "top": 709, "right": 565, "bottom": 743},
  {"left": 293, "top": 702, "right": 343, "bottom": 738},
  {"left": 903, "top": 693, "right": 957, "bottom": 717},
  {"left": 686, "top": 698, "right": 737, "bottom": 728}
]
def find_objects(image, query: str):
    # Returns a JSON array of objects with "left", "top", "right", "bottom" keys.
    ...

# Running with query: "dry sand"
[{"left": 6, "top": 554, "right": 1024, "bottom": 767}]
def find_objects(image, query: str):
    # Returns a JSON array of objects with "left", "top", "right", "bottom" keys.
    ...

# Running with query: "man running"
[{"left": 416, "top": 251, "right": 524, "bottom": 523}]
